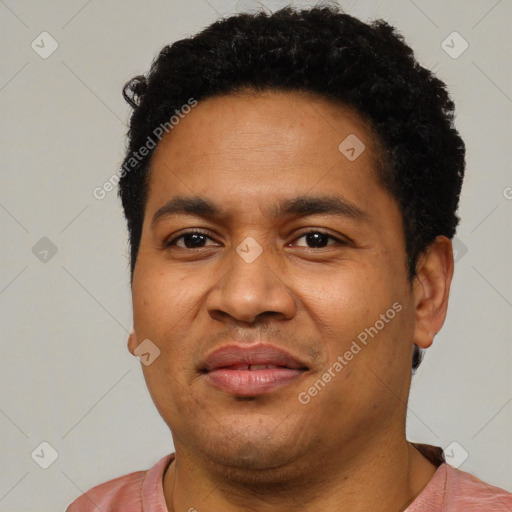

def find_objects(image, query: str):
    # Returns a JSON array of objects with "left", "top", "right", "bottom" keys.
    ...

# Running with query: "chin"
[
  {"left": 193, "top": 420, "right": 310, "bottom": 476},
  {"left": 202, "top": 440, "right": 311, "bottom": 488}
]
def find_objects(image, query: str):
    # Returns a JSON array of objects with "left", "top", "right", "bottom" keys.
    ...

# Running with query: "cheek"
[
  {"left": 294, "top": 260, "right": 399, "bottom": 335},
  {"left": 301, "top": 263, "right": 412, "bottom": 385},
  {"left": 132, "top": 265, "right": 202, "bottom": 340}
]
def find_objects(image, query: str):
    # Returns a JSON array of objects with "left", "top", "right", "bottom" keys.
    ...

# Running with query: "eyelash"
[{"left": 164, "top": 229, "right": 346, "bottom": 249}]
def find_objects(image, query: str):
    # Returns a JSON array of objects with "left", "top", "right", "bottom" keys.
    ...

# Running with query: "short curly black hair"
[{"left": 118, "top": 4, "right": 465, "bottom": 370}]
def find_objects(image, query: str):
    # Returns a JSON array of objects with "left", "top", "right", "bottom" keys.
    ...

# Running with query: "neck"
[{"left": 163, "top": 438, "right": 438, "bottom": 512}]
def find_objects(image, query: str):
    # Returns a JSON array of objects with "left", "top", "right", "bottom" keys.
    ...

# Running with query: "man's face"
[{"left": 130, "top": 91, "right": 417, "bottom": 478}]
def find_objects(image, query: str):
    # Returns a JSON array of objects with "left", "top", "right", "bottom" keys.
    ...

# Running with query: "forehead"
[
  {"left": 144, "top": 90, "right": 391, "bottom": 223},
  {"left": 151, "top": 89, "right": 380, "bottom": 163}
]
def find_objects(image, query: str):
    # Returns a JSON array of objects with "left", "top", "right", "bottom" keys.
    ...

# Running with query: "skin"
[{"left": 127, "top": 90, "right": 454, "bottom": 511}]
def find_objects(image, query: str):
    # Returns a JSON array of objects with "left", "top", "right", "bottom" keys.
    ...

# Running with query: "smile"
[{"left": 201, "top": 344, "right": 309, "bottom": 396}]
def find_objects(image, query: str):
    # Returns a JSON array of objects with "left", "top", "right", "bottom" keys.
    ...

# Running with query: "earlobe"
[
  {"left": 127, "top": 328, "right": 138, "bottom": 355},
  {"left": 412, "top": 236, "right": 454, "bottom": 349}
]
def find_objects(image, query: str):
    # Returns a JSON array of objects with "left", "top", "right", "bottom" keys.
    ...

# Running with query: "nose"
[{"left": 206, "top": 239, "right": 296, "bottom": 325}]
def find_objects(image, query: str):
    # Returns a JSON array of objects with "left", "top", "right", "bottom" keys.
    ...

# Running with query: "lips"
[
  {"left": 225, "top": 364, "right": 283, "bottom": 370},
  {"left": 201, "top": 344, "right": 308, "bottom": 396}
]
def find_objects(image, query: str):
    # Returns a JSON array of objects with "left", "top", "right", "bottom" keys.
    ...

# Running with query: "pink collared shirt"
[{"left": 66, "top": 453, "right": 512, "bottom": 511}]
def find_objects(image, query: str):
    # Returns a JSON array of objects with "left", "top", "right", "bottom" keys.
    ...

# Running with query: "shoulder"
[
  {"left": 66, "top": 469, "right": 146, "bottom": 511},
  {"left": 408, "top": 463, "right": 512, "bottom": 511},
  {"left": 444, "top": 464, "right": 512, "bottom": 509},
  {"left": 65, "top": 454, "right": 174, "bottom": 512}
]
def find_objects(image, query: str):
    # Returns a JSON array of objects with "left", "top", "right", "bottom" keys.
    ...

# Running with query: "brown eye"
[
  {"left": 293, "top": 231, "right": 343, "bottom": 248},
  {"left": 165, "top": 230, "right": 216, "bottom": 249}
]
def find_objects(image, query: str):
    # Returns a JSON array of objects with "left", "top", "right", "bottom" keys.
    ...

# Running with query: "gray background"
[{"left": 0, "top": 0, "right": 511, "bottom": 510}]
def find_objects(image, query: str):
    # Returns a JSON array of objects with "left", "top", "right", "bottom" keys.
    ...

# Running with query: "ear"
[
  {"left": 412, "top": 236, "right": 454, "bottom": 349},
  {"left": 127, "top": 327, "right": 138, "bottom": 356}
]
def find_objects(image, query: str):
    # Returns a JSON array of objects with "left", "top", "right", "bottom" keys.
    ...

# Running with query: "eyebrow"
[{"left": 151, "top": 194, "right": 367, "bottom": 229}]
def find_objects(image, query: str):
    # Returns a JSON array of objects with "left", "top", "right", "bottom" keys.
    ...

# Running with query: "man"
[{"left": 67, "top": 5, "right": 512, "bottom": 511}]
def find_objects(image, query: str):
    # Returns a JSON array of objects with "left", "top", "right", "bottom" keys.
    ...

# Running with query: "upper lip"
[{"left": 202, "top": 343, "right": 309, "bottom": 372}]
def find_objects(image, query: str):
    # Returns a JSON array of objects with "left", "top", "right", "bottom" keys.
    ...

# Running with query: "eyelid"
[
  {"left": 289, "top": 228, "right": 348, "bottom": 246},
  {"left": 164, "top": 228, "right": 348, "bottom": 249},
  {"left": 163, "top": 228, "right": 217, "bottom": 248}
]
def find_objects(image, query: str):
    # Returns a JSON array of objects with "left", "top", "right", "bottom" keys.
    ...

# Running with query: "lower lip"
[{"left": 204, "top": 368, "right": 305, "bottom": 396}]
